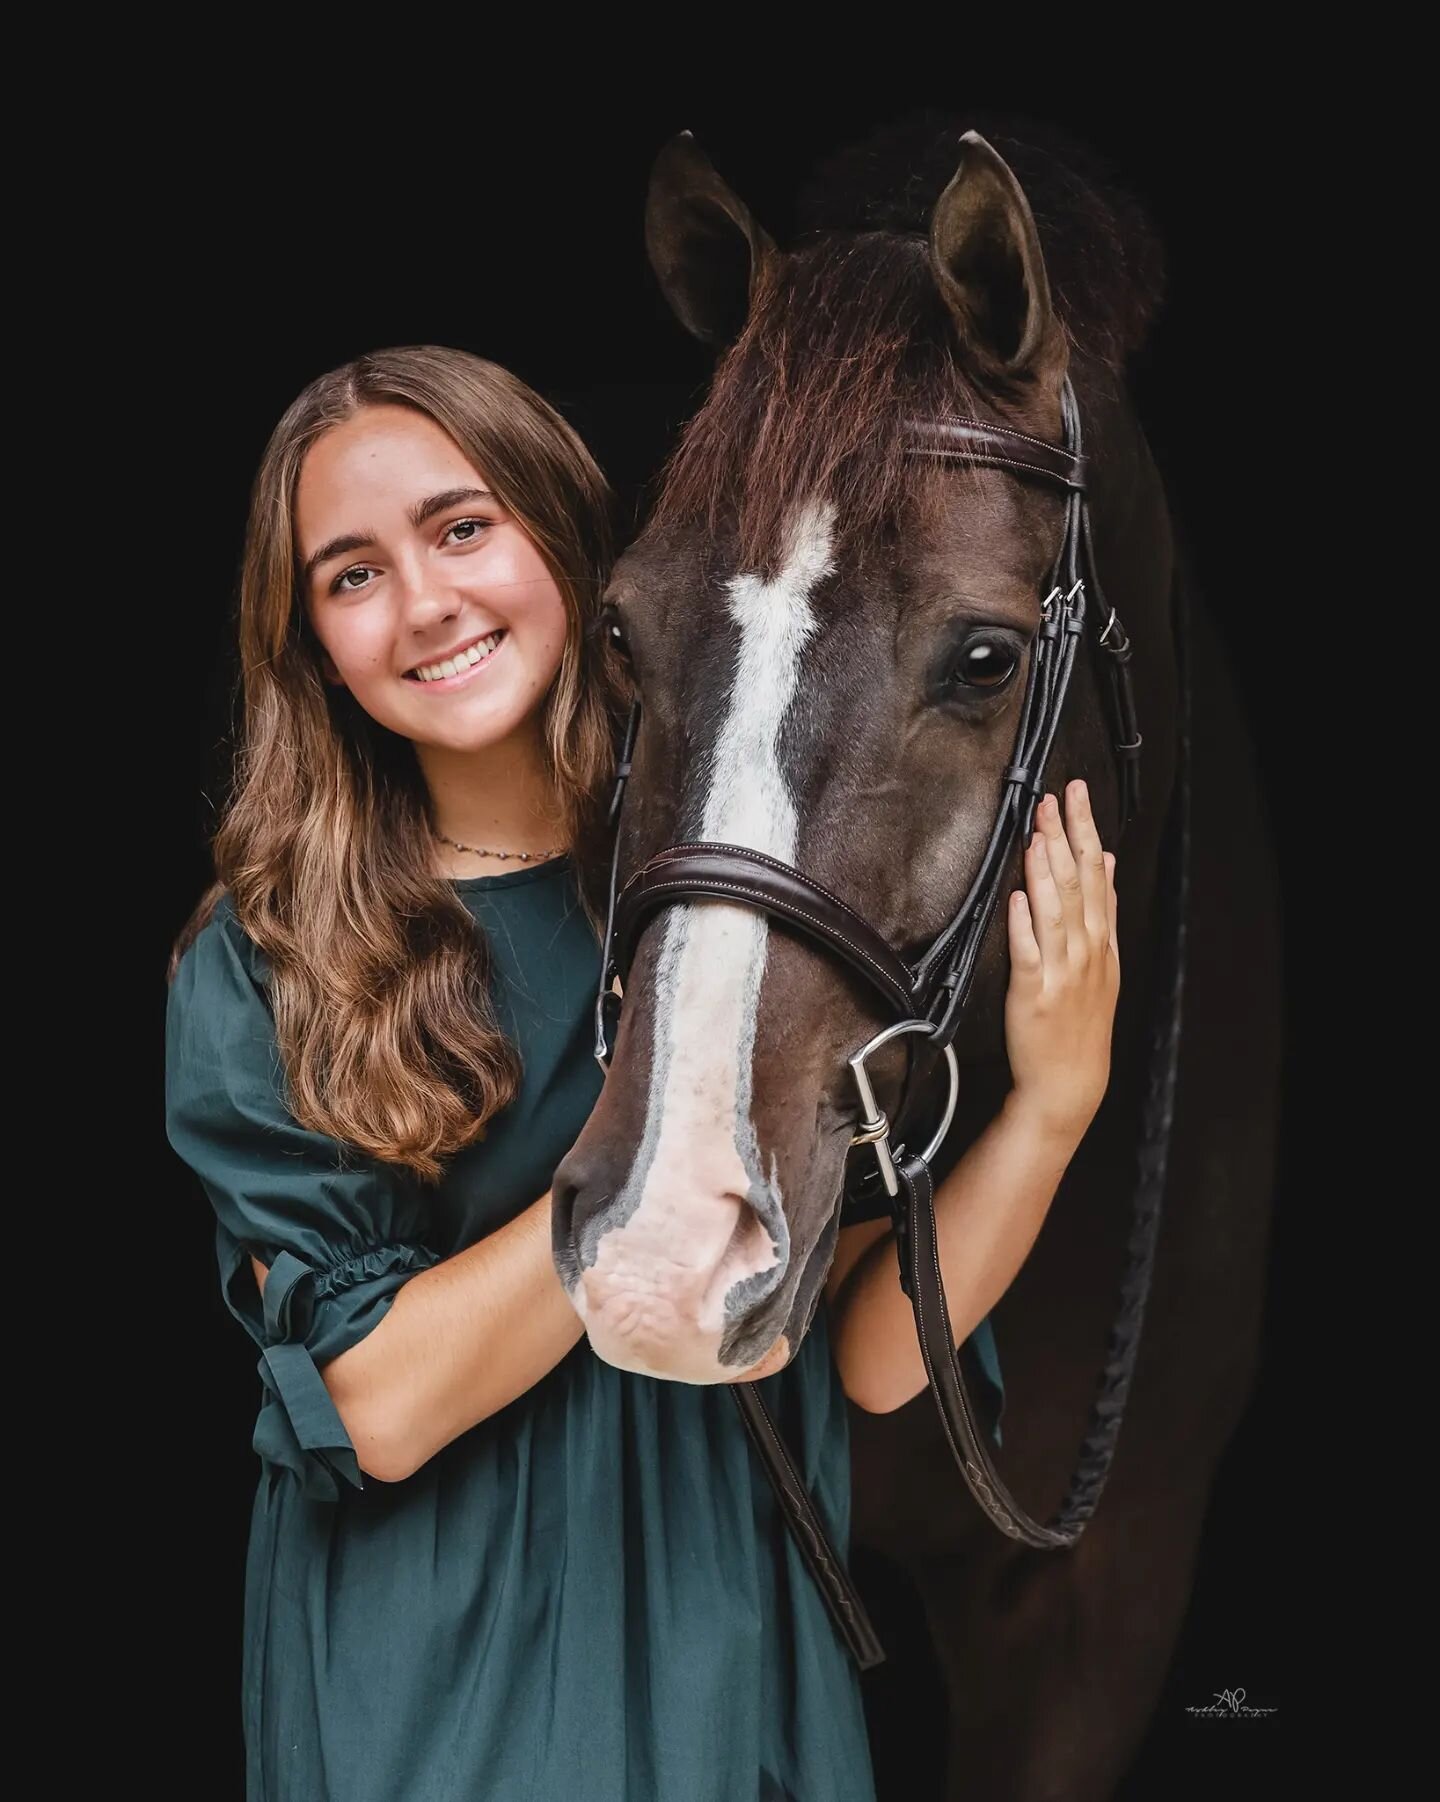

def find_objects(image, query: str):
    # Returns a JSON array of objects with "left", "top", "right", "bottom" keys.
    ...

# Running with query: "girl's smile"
[{"left": 405, "top": 628, "right": 508, "bottom": 688}]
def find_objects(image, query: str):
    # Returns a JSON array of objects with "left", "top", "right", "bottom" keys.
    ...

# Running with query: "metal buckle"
[
  {"left": 593, "top": 984, "right": 622, "bottom": 1070},
  {"left": 848, "top": 1019, "right": 961, "bottom": 1198}
]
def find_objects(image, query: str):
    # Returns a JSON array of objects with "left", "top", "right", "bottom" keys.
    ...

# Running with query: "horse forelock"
[{"left": 650, "top": 232, "right": 982, "bottom": 578}]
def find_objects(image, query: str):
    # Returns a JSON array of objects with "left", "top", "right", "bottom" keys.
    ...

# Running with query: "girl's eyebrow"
[{"left": 303, "top": 488, "right": 495, "bottom": 583}]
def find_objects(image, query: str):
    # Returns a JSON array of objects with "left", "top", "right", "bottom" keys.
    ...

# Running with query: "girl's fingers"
[
  {"left": 1025, "top": 827, "right": 1067, "bottom": 966},
  {"left": 1036, "top": 792, "right": 1085, "bottom": 945},
  {"left": 1008, "top": 887, "right": 1042, "bottom": 976},
  {"left": 1064, "top": 780, "right": 1111, "bottom": 944},
  {"left": 1104, "top": 851, "right": 1119, "bottom": 960}
]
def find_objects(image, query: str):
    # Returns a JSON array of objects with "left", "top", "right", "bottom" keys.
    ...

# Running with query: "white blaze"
[{"left": 580, "top": 501, "right": 834, "bottom": 1360}]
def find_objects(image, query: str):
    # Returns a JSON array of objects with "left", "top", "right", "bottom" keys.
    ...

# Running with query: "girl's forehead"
[{"left": 296, "top": 408, "right": 487, "bottom": 529}]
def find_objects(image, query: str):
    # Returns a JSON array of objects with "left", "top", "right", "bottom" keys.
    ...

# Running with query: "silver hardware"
[
  {"left": 849, "top": 1112, "right": 892, "bottom": 1147},
  {"left": 1099, "top": 608, "right": 1120, "bottom": 646},
  {"left": 848, "top": 1019, "right": 961, "bottom": 1198},
  {"left": 594, "top": 978, "right": 623, "bottom": 1071}
]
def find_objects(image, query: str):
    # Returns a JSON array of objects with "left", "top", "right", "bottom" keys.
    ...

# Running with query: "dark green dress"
[{"left": 165, "top": 858, "right": 1004, "bottom": 1802}]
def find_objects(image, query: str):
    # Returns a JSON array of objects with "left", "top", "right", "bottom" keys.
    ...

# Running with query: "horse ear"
[
  {"left": 645, "top": 132, "right": 778, "bottom": 348},
  {"left": 929, "top": 131, "right": 1063, "bottom": 381}
]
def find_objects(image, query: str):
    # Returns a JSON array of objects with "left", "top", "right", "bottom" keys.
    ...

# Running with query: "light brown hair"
[{"left": 173, "top": 346, "right": 627, "bottom": 1179}]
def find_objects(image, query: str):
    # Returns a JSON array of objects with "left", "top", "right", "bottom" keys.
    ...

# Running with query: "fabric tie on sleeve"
[{"left": 254, "top": 1251, "right": 365, "bottom": 1502}]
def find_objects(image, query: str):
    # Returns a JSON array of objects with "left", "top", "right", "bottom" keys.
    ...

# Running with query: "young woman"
[{"left": 165, "top": 344, "right": 1120, "bottom": 1802}]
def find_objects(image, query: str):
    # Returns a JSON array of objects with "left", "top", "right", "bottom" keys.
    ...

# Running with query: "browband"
[{"left": 904, "top": 417, "right": 1087, "bottom": 490}]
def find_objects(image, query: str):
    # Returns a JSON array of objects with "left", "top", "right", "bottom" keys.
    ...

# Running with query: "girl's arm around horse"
[
  {"left": 254, "top": 1192, "right": 582, "bottom": 1483},
  {"left": 826, "top": 779, "right": 1120, "bottom": 1415}
]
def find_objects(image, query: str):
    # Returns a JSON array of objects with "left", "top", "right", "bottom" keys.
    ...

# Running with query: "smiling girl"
[{"left": 165, "top": 343, "right": 1119, "bottom": 1802}]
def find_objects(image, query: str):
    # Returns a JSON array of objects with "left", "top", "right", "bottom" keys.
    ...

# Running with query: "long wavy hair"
[{"left": 172, "top": 346, "right": 629, "bottom": 1180}]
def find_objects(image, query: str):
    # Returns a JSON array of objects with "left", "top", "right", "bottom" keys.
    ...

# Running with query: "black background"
[{"left": 116, "top": 62, "right": 1319, "bottom": 1801}]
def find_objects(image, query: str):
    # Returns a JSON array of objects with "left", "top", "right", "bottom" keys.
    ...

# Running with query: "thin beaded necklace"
[{"left": 435, "top": 832, "right": 566, "bottom": 863}]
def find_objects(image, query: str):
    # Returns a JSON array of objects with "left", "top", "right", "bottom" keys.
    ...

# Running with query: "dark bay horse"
[{"left": 552, "top": 112, "right": 1281, "bottom": 1800}]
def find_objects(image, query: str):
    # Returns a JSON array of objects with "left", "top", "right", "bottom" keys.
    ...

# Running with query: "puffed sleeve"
[{"left": 165, "top": 900, "right": 441, "bottom": 1499}]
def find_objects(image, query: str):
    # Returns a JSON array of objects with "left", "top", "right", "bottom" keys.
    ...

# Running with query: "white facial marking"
[{"left": 577, "top": 501, "right": 836, "bottom": 1371}]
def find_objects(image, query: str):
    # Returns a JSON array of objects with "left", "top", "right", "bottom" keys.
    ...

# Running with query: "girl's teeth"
[{"left": 413, "top": 632, "right": 503, "bottom": 682}]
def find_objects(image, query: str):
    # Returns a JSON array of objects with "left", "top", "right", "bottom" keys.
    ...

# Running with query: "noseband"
[{"left": 584, "top": 377, "right": 1184, "bottom": 1668}]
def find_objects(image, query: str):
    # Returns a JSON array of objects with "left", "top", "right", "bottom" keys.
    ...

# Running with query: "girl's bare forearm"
[
  {"left": 308, "top": 1193, "right": 584, "bottom": 1480},
  {"left": 829, "top": 1093, "right": 1082, "bottom": 1413}
]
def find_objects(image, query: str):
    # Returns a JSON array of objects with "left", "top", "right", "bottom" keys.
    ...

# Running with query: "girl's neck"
[{"left": 416, "top": 724, "right": 568, "bottom": 877}]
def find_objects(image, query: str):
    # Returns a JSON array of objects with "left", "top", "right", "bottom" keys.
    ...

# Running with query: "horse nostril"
[
  {"left": 724, "top": 1195, "right": 773, "bottom": 1267},
  {"left": 550, "top": 1160, "right": 587, "bottom": 1282},
  {"left": 550, "top": 1151, "right": 623, "bottom": 1283}
]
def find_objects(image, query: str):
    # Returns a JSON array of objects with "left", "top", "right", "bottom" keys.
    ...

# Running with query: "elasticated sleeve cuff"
[{"left": 251, "top": 1245, "right": 439, "bottom": 1500}]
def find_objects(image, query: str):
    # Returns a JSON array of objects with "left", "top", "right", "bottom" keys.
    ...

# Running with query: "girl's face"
[{"left": 297, "top": 404, "right": 569, "bottom": 755}]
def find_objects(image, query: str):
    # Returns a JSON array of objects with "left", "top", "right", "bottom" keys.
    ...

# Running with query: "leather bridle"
[{"left": 583, "top": 376, "right": 1189, "bottom": 1670}]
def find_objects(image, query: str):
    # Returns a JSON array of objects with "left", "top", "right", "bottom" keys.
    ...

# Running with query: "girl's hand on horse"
[{"left": 1005, "top": 779, "right": 1120, "bottom": 1140}]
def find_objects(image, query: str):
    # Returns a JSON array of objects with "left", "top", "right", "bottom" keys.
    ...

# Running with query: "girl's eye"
[{"left": 328, "top": 519, "right": 491, "bottom": 594}]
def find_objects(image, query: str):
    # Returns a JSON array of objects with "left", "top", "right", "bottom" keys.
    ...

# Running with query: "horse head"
[{"left": 552, "top": 124, "right": 1173, "bottom": 1386}]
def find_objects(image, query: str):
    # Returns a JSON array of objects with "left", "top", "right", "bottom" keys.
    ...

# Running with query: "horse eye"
[
  {"left": 950, "top": 637, "right": 1019, "bottom": 690},
  {"left": 598, "top": 604, "right": 632, "bottom": 661}
]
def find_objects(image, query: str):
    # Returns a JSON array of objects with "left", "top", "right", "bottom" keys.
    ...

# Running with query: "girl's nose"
[{"left": 402, "top": 580, "right": 462, "bottom": 632}]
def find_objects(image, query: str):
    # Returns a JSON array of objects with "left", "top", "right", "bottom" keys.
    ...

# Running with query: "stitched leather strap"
[
  {"left": 730, "top": 1383, "right": 886, "bottom": 1669},
  {"left": 904, "top": 417, "right": 1087, "bottom": 489},
  {"left": 615, "top": 843, "right": 919, "bottom": 1019},
  {"left": 894, "top": 1152, "right": 1075, "bottom": 1547}
]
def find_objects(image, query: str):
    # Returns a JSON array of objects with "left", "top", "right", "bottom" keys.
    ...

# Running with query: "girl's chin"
[{"left": 392, "top": 696, "right": 536, "bottom": 755}]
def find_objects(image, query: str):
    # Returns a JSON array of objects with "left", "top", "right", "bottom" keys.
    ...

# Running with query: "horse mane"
[{"left": 648, "top": 107, "right": 1166, "bottom": 574}]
